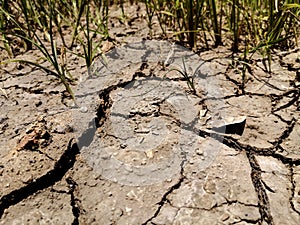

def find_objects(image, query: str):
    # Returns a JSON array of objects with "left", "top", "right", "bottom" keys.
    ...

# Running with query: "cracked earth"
[{"left": 1, "top": 3, "right": 300, "bottom": 225}]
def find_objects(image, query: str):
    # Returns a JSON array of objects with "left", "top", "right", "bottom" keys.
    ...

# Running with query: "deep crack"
[
  {"left": 247, "top": 152, "right": 274, "bottom": 225},
  {"left": 66, "top": 177, "right": 81, "bottom": 225},
  {"left": 73, "top": 60, "right": 299, "bottom": 224},
  {"left": 272, "top": 89, "right": 299, "bottom": 112},
  {"left": 0, "top": 139, "right": 79, "bottom": 218},
  {"left": 289, "top": 166, "right": 300, "bottom": 215},
  {"left": 270, "top": 117, "right": 296, "bottom": 149}
]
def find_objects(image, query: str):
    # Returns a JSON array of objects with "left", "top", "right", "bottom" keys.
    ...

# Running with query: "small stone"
[
  {"left": 146, "top": 150, "right": 154, "bottom": 159},
  {"left": 0, "top": 116, "right": 8, "bottom": 123},
  {"left": 196, "top": 148, "right": 204, "bottom": 155},
  {"left": 204, "top": 179, "right": 217, "bottom": 194},
  {"left": 113, "top": 208, "right": 123, "bottom": 218},
  {"left": 16, "top": 63, "right": 24, "bottom": 70},
  {"left": 80, "top": 106, "right": 88, "bottom": 113},
  {"left": 35, "top": 100, "right": 42, "bottom": 107},
  {"left": 21, "top": 174, "right": 33, "bottom": 183},
  {"left": 120, "top": 143, "right": 127, "bottom": 149},
  {"left": 54, "top": 125, "right": 66, "bottom": 134},
  {"left": 126, "top": 190, "right": 137, "bottom": 200},
  {"left": 124, "top": 166, "right": 133, "bottom": 173},
  {"left": 141, "top": 159, "right": 147, "bottom": 165},
  {"left": 125, "top": 207, "right": 132, "bottom": 213},
  {"left": 220, "top": 213, "right": 230, "bottom": 221},
  {"left": 200, "top": 109, "right": 208, "bottom": 117},
  {"left": 37, "top": 115, "right": 45, "bottom": 122}
]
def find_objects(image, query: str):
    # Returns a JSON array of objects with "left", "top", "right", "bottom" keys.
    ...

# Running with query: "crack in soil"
[
  {"left": 141, "top": 171, "right": 186, "bottom": 225},
  {"left": 232, "top": 218, "right": 261, "bottom": 224},
  {"left": 182, "top": 110, "right": 299, "bottom": 166},
  {"left": 198, "top": 89, "right": 298, "bottom": 120},
  {"left": 3, "top": 85, "right": 49, "bottom": 95},
  {"left": 270, "top": 88, "right": 300, "bottom": 102},
  {"left": 289, "top": 166, "right": 300, "bottom": 216},
  {"left": 96, "top": 69, "right": 298, "bottom": 223},
  {"left": 269, "top": 117, "right": 296, "bottom": 148},
  {"left": 143, "top": 187, "right": 261, "bottom": 224},
  {"left": 0, "top": 138, "right": 79, "bottom": 218},
  {"left": 272, "top": 112, "right": 293, "bottom": 124},
  {"left": 272, "top": 89, "right": 299, "bottom": 112},
  {"left": 49, "top": 178, "right": 84, "bottom": 224},
  {"left": 66, "top": 177, "right": 81, "bottom": 225},
  {"left": 246, "top": 152, "right": 274, "bottom": 225},
  {"left": 173, "top": 200, "right": 259, "bottom": 212},
  {"left": 1, "top": 58, "right": 298, "bottom": 223}
]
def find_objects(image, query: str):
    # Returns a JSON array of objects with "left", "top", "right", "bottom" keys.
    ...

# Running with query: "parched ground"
[{"left": 0, "top": 3, "right": 299, "bottom": 225}]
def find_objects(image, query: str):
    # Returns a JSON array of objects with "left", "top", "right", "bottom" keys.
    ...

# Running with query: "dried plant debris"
[{"left": 16, "top": 117, "right": 51, "bottom": 151}]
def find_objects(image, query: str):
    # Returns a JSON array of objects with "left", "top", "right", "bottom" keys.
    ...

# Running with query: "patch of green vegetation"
[
  {"left": 0, "top": 0, "right": 299, "bottom": 98},
  {"left": 0, "top": 0, "right": 111, "bottom": 100},
  {"left": 144, "top": 0, "right": 299, "bottom": 91}
]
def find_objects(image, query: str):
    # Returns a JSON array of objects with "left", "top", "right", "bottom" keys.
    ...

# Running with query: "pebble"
[
  {"left": 80, "top": 106, "right": 88, "bottom": 113},
  {"left": 126, "top": 190, "right": 137, "bottom": 200},
  {"left": 196, "top": 148, "right": 204, "bottom": 155},
  {"left": 141, "top": 159, "right": 147, "bottom": 165},
  {"left": 200, "top": 109, "right": 208, "bottom": 117},
  {"left": 125, "top": 207, "right": 132, "bottom": 213},
  {"left": 113, "top": 208, "right": 123, "bottom": 218},
  {"left": 54, "top": 125, "right": 66, "bottom": 134},
  {"left": 220, "top": 213, "right": 230, "bottom": 221},
  {"left": 0, "top": 116, "right": 8, "bottom": 123},
  {"left": 146, "top": 150, "right": 154, "bottom": 159},
  {"left": 120, "top": 143, "right": 127, "bottom": 149}
]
